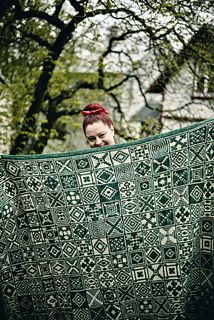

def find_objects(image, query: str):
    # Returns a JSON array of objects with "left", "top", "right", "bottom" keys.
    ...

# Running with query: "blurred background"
[{"left": 0, "top": 0, "right": 213, "bottom": 155}]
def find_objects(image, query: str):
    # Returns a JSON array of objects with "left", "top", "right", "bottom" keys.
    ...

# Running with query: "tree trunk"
[
  {"left": 10, "top": 58, "right": 55, "bottom": 154},
  {"left": 10, "top": 10, "right": 86, "bottom": 155}
]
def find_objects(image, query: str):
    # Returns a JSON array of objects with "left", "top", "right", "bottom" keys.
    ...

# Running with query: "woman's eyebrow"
[
  {"left": 87, "top": 130, "right": 107, "bottom": 137},
  {"left": 88, "top": 131, "right": 105, "bottom": 137}
]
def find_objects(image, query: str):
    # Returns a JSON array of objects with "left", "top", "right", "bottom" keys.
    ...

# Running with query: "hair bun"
[{"left": 81, "top": 103, "right": 109, "bottom": 116}]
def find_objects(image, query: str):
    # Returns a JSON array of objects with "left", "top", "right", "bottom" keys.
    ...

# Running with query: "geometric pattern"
[{"left": 0, "top": 118, "right": 213, "bottom": 320}]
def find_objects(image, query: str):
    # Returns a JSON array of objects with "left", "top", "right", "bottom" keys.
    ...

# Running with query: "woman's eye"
[
  {"left": 88, "top": 137, "right": 95, "bottom": 142},
  {"left": 99, "top": 134, "right": 105, "bottom": 138}
]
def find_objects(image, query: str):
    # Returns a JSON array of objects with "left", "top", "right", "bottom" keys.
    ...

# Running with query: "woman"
[{"left": 82, "top": 103, "right": 115, "bottom": 148}]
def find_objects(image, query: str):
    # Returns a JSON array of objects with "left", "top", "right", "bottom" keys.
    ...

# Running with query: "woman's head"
[{"left": 82, "top": 103, "right": 115, "bottom": 148}]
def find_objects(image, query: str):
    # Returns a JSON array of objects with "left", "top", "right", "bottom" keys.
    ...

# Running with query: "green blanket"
[{"left": 0, "top": 119, "right": 213, "bottom": 320}]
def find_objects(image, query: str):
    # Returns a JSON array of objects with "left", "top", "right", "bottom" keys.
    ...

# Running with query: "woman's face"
[{"left": 85, "top": 120, "right": 115, "bottom": 148}]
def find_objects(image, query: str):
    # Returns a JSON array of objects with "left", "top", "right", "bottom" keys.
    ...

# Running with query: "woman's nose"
[{"left": 95, "top": 137, "right": 102, "bottom": 145}]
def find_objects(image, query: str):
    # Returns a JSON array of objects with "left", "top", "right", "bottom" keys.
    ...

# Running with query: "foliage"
[{"left": 0, "top": 0, "right": 213, "bottom": 154}]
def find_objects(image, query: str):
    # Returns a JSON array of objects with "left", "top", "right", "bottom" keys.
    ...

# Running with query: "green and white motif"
[{"left": 0, "top": 119, "right": 213, "bottom": 320}]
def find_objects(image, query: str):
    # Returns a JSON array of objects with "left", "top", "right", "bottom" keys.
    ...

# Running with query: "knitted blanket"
[{"left": 0, "top": 119, "right": 213, "bottom": 320}]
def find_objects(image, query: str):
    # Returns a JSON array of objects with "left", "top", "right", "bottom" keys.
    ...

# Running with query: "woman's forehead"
[{"left": 85, "top": 121, "right": 110, "bottom": 135}]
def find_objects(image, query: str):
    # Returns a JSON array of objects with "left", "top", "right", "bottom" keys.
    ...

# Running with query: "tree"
[{"left": 0, "top": 0, "right": 213, "bottom": 154}]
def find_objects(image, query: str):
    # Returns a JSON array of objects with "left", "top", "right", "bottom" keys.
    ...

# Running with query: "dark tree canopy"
[{"left": 0, "top": 0, "right": 213, "bottom": 154}]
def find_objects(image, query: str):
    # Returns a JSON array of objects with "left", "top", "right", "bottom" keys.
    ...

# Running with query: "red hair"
[{"left": 82, "top": 103, "right": 113, "bottom": 133}]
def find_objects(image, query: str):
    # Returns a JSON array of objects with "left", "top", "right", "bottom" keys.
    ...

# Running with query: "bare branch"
[
  {"left": 106, "top": 75, "right": 134, "bottom": 91},
  {"left": 108, "top": 92, "right": 123, "bottom": 114},
  {"left": 163, "top": 114, "right": 206, "bottom": 122}
]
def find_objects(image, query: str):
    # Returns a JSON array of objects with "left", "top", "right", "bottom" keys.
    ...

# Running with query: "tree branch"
[
  {"left": 68, "top": 0, "right": 86, "bottom": 14},
  {"left": 53, "top": 0, "right": 66, "bottom": 17},
  {"left": 14, "top": 27, "right": 52, "bottom": 50},
  {"left": 106, "top": 75, "right": 134, "bottom": 91},
  {"left": 14, "top": 10, "right": 65, "bottom": 29},
  {"left": 163, "top": 114, "right": 206, "bottom": 122},
  {"left": 33, "top": 101, "right": 81, "bottom": 154},
  {"left": 0, "top": 0, "right": 20, "bottom": 19}
]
